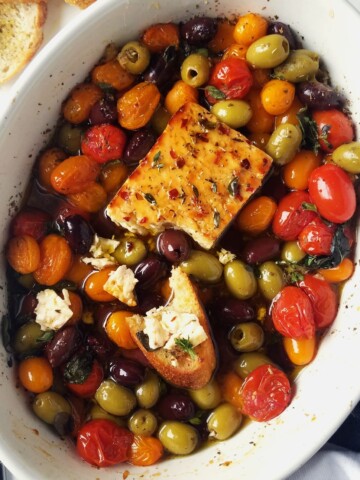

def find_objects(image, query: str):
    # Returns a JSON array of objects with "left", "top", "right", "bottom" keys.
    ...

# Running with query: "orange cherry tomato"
[
  {"left": 283, "top": 337, "right": 316, "bottom": 366},
  {"left": 208, "top": 21, "right": 235, "bottom": 53},
  {"left": 50, "top": 155, "right": 100, "bottom": 195},
  {"left": 318, "top": 258, "right": 354, "bottom": 283},
  {"left": 275, "top": 96, "right": 304, "bottom": 128},
  {"left": 38, "top": 147, "right": 67, "bottom": 190},
  {"left": 282, "top": 150, "right": 322, "bottom": 190},
  {"left": 105, "top": 311, "right": 137, "bottom": 349},
  {"left": 62, "top": 83, "right": 103, "bottom": 124},
  {"left": 223, "top": 43, "right": 248, "bottom": 61},
  {"left": 218, "top": 371, "right": 243, "bottom": 410},
  {"left": 67, "top": 182, "right": 107, "bottom": 213},
  {"left": 233, "top": 13, "right": 268, "bottom": 46},
  {"left": 84, "top": 267, "right": 117, "bottom": 302},
  {"left": 117, "top": 82, "right": 161, "bottom": 130},
  {"left": 245, "top": 89, "right": 274, "bottom": 133},
  {"left": 6, "top": 235, "right": 40, "bottom": 274},
  {"left": 34, "top": 234, "right": 73, "bottom": 286},
  {"left": 235, "top": 196, "right": 277, "bottom": 235},
  {"left": 142, "top": 23, "right": 179, "bottom": 52},
  {"left": 91, "top": 60, "right": 135, "bottom": 92},
  {"left": 165, "top": 80, "right": 199, "bottom": 115},
  {"left": 129, "top": 435, "right": 164, "bottom": 466},
  {"left": 18, "top": 357, "right": 53, "bottom": 393},
  {"left": 261, "top": 79, "right": 295, "bottom": 116}
]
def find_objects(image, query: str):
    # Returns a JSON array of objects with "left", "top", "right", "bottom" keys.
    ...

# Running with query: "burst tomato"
[
  {"left": 272, "top": 191, "right": 317, "bottom": 241},
  {"left": 240, "top": 364, "right": 292, "bottom": 421},
  {"left": 207, "top": 58, "right": 253, "bottom": 103},
  {"left": 76, "top": 419, "right": 133, "bottom": 467},
  {"left": 298, "top": 274, "right": 338, "bottom": 329},
  {"left": 81, "top": 124, "right": 127, "bottom": 164},
  {"left": 312, "top": 109, "right": 354, "bottom": 153},
  {"left": 298, "top": 218, "right": 335, "bottom": 256},
  {"left": 308, "top": 164, "right": 356, "bottom": 224},
  {"left": 10, "top": 208, "right": 51, "bottom": 241},
  {"left": 66, "top": 360, "right": 104, "bottom": 398},
  {"left": 271, "top": 286, "right": 315, "bottom": 339}
]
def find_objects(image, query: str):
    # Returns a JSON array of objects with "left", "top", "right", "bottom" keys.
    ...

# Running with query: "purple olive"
[
  {"left": 143, "top": 46, "right": 180, "bottom": 88},
  {"left": 54, "top": 412, "right": 74, "bottom": 437},
  {"left": 63, "top": 215, "right": 94, "bottom": 254},
  {"left": 15, "top": 293, "right": 37, "bottom": 323},
  {"left": 296, "top": 81, "right": 344, "bottom": 110},
  {"left": 213, "top": 298, "right": 255, "bottom": 326},
  {"left": 157, "top": 393, "right": 195, "bottom": 421},
  {"left": 268, "top": 21, "right": 298, "bottom": 50},
  {"left": 180, "top": 17, "right": 218, "bottom": 46},
  {"left": 121, "top": 347, "right": 151, "bottom": 367},
  {"left": 91, "top": 207, "right": 123, "bottom": 238},
  {"left": 136, "top": 293, "right": 164, "bottom": 315},
  {"left": 242, "top": 237, "right": 281, "bottom": 265},
  {"left": 89, "top": 93, "right": 117, "bottom": 124},
  {"left": 218, "top": 228, "right": 244, "bottom": 257},
  {"left": 45, "top": 326, "right": 81, "bottom": 368},
  {"left": 109, "top": 357, "right": 145, "bottom": 387},
  {"left": 261, "top": 172, "right": 288, "bottom": 202},
  {"left": 157, "top": 230, "right": 191, "bottom": 262},
  {"left": 123, "top": 129, "right": 156, "bottom": 167},
  {"left": 134, "top": 256, "right": 168, "bottom": 290},
  {"left": 86, "top": 333, "right": 116, "bottom": 360}
]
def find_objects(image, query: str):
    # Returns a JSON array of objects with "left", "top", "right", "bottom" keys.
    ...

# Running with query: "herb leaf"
[
  {"left": 152, "top": 151, "right": 163, "bottom": 169},
  {"left": 175, "top": 337, "right": 196, "bottom": 359},
  {"left": 192, "top": 184, "right": 199, "bottom": 198},
  {"left": 36, "top": 330, "right": 55, "bottom": 344},
  {"left": 228, "top": 177, "right": 240, "bottom": 197},
  {"left": 189, "top": 410, "right": 206, "bottom": 425},
  {"left": 297, "top": 108, "right": 320, "bottom": 154},
  {"left": 302, "top": 202, "right": 317, "bottom": 212},
  {"left": 205, "top": 85, "right": 226, "bottom": 100},
  {"left": 213, "top": 209, "right": 220, "bottom": 228},
  {"left": 144, "top": 193, "right": 157, "bottom": 205},
  {"left": 63, "top": 352, "right": 93, "bottom": 384},
  {"left": 206, "top": 178, "right": 217, "bottom": 192}
]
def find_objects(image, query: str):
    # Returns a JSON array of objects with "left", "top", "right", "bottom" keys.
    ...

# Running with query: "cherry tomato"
[
  {"left": 298, "top": 274, "right": 338, "bottom": 329},
  {"left": 298, "top": 218, "right": 334, "bottom": 256},
  {"left": 81, "top": 124, "right": 127, "bottom": 164},
  {"left": 240, "top": 364, "right": 292, "bottom": 421},
  {"left": 54, "top": 201, "right": 90, "bottom": 227},
  {"left": 76, "top": 419, "right": 133, "bottom": 467},
  {"left": 272, "top": 191, "right": 317, "bottom": 241},
  {"left": 10, "top": 208, "right": 51, "bottom": 241},
  {"left": 207, "top": 58, "right": 253, "bottom": 103},
  {"left": 308, "top": 164, "right": 356, "bottom": 223},
  {"left": 66, "top": 360, "right": 104, "bottom": 398},
  {"left": 271, "top": 286, "right": 315, "bottom": 339},
  {"left": 312, "top": 109, "right": 354, "bottom": 153}
]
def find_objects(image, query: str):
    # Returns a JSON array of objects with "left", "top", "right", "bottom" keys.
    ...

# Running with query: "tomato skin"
[
  {"left": 271, "top": 286, "right": 315, "bottom": 339},
  {"left": 81, "top": 124, "right": 127, "bottom": 164},
  {"left": 240, "top": 364, "right": 292, "bottom": 421},
  {"left": 272, "top": 191, "right": 317, "bottom": 241},
  {"left": 207, "top": 58, "right": 253, "bottom": 103},
  {"left": 298, "top": 274, "right": 338, "bottom": 329},
  {"left": 298, "top": 218, "right": 334, "bottom": 256},
  {"left": 10, "top": 208, "right": 51, "bottom": 241},
  {"left": 312, "top": 109, "right": 354, "bottom": 153},
  {"left": 76, "top": 419, "right": 133, "bottom": 467},
  {"left": 308, "top": 164, "right": 356, "bottom": 224},
  {"left": 66, "top": 360, "right": 104, "bottom": 398}
]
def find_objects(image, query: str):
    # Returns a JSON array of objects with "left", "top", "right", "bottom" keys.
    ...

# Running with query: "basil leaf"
[
  {"left": 205, "top": 86, "right": 226, "bottom": 100},
  {"left": 297, "top": 108, "right": 320, "bottom": 154},
  {"left": 63, "top": 352, "right": 93, "bottom": 384},
  {"left": 228, "top": 177, "right": 240, "bottom": 197}
]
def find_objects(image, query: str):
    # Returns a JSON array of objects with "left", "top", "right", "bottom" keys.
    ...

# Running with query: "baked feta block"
[{"left": 103, "top": 264, "right": 138, "bottom": 307}]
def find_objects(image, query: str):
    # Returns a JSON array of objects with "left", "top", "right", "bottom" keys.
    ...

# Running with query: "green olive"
[
  {"left": 95, "top": 379, "right": 136, "bottom": 416},
  {"left": 128, "top": 409, "right": 158, "bottom": 436},
  {"left": 230, "top": 322, "right": 264, "bottom": 352},
  {"left": 118, "top": 41, "right": 150, "bottom": 75},
  {"left": 135, "top": 371, "right": 161, "bottom": 409},
  {"left": 333, "top": 142, "right": 360, "bottom": 174},
  {"left": 32, "top": 392, "right": 71, "bottom": 425},
  {"left": 151, "top": 106, "right": 171, "bottom": 135},
  {"left": 57, "top": 123, "right": 82, "bottom": 155},
  {"left": 233, "top": 352, "right": 274, "bottom": 379},
  {"left": 246, "top": 34, "right": 290, "bottom": 69},
  {"left": 189, "top": 379, "right": 222, "bottom": 410},
  {"left": 89, "top": 405, "right": 125, "bottom": 427},
  {"left": 17, "top": 273, "right": 36, "bottom": 290},
  {"left": 258, "top": 261, "right": 285, "bottom": 301},
  {"left": 211, "top": 100, "right": 252, "bottom": 129},
  {"left": 180, "top": 250, "right": 223, "bottom": 284},
  {"left": 181, "top": 53, "right": 210, "bottom": 88},
  {"left": 158, "top": 421, "right": 198, "bottom": 455},
  {"left": 281, "top": 241, "right": 306, "bottom": 263},
  {"left": 207, "top": 403, "right": 242, "bottom": 440},
  {"left": 266, "top": 123, "right": 302, "bottom": 165},
  {"left": 224, "top": 260, "right": 257, "bottom": 300},
  {"left": 13, "top": 322, "right": 43, "bottom": 354},
  {"left": 274, "top": 49, "right": 319, "bottom": 83},
  {"left": 113, "top": 236, "right": 147, "bottom": 266}
]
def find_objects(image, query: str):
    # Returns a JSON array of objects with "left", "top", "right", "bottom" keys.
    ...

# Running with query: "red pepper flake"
[
  {"left": 135, "top": 192, "right": 143, "bottom": 201},
  {"left": 169, "top": 188, "right": 179, "bottom": 199},
  {"left": 241, "top": 158, "right": 250, "bottom": 169},
  {"left": 246, "top": 185, "right": 255, "bottom": 192},
  {"left": 120, "top": 190, "right": 130, "bottom": 201},
  {"left": 196, "top": 132, "right": 209, "bottom": 143},
  {"left": 218, "top": 124, "right": 230, "bottom": 135},
  {"left": 214, "top": 150, "right": 223, "bottom": 165},
  {"left": 170, "top": 149, "right": 177, "bottom": 159},
  {"left": 139, "top": 217, "right": 148, "bottom": 224},
  {"left": 263, "top": 158, "right": 269, "bottom": 165},
  {"left": 123, "top": 216, "right": 131, "bottom": 221},
  {"left": 176, "top": 158, "right": 185, "bottom": 168},
  {"left": 181, "top": 118, "right": 188, "bottom": 128}
]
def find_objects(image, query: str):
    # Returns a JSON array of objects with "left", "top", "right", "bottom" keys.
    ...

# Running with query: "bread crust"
[{"left": 64, "top": 0, "right": 95, "bottom": 8}]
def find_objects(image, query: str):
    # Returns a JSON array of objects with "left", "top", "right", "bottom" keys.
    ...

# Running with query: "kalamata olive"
[
  {"left": 91, "top": 207, "right": 123, "bottom": 238},
  {"left": 89, "top": 93, "right": 118, "bottom": 125},
  {"left": 157, "top": 393, "right": 195, "bottom": 421},
  {"left": 143, "top": 46, "right": 180, "bottom": 88},
  {"left": 15, "top": 293, "right": 37, "bottom": 322},
  {"left": 242, "top": 237, "right": 281, "bottom": 265},
  {"left": 134, "top": 256, "right": 168, "bottom": 290},
  {"left": 180, "top": 17, "right": 218, "bottom": 45},
  {"left": 136, "top": 292, "right": 164, "bottom": 315},
  {"left": 86, "top": 333, "right": 117, "bottom": 360},
  {"left": 10, "top": 208, "right": 51, "bottom": 241},
  {"left": 157, "top": 230, "right": 191, "bottom": 262},
  {"left": 121, "top": 347, "right": 151, "bottom": 367},
  {"left": 261, "top": 172, "right": 288, "bottom": 203},
  {"left": 63, "top": 214, "right": 94, "bottom": 254},
  {"left": 53, "top": 412, "right": 74, "bottom": 437},
  {"left": 268, "top": 21, "right": 297, "bottom": 50},
  {"left": 213, "top": 298, "right": 255, "bottom": 326},
  {"left": 123, "top": 129, "right": 156, "bottom": 166},
  {"left": 296, "top": 81, "right": 344, "bottom": 110},
  {"left": 109, "top": 357, "right": 146, "bottom": 387},
  {"left": 45, "top": 326, "right": 81, "bottom": 368}
]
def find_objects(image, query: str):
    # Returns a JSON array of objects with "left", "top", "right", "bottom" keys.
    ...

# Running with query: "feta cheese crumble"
[
  {"left": 217, "top": 248, "right": 236, "bottom": 265},
  {"left": 35, "top": 289, "right": 73, "bottom": 331},
  {"left": 82, "top": 234, "right": 120, "bottom": 269},
  {"left": 103, "top": 265, "right": 138, "bottom": 307}
]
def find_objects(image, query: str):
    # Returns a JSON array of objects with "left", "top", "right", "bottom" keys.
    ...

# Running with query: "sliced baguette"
[
  {"left": 0, "top": 2, "right": 47, "bottom": 84},
  {"left": 64, "top": 0, "right": 96, "bottom": 8},
  {"left": 127, "top": 267, "right": 217, "bottom": 389}
]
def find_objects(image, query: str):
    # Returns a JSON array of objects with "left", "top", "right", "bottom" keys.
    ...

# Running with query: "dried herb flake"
[
  {"left": 144, "top": 193, "right": 157, "bottom": 205},
  {"left": 205, "top": 85, "right": 226, "bottom": 100},
  {"left": 175, "top": 337, "right": 196, "bottom": 359}
]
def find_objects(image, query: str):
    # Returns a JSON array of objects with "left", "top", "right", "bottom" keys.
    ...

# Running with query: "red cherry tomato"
[
  {"left": 312, "top": 110, "right": 354, "bottom": 153},
  {"left": 298, "top": 274, "right": 338, "bottom": 329},
  {"left": 240, "top": 364, "right": 292, "bottom": 422},
  {"left": 308, "top": 164, "right": 356, "bottom": 223},
  {"left": 271, "top": 286, "right": 315, "bottom": 339},
  {"left": 66, "top": 360, "right": 104, "bottom": 398},
  {"left": 10, "top": 208, "right": 51, "bottom": 241},
  {"left": 298, "top": 218, "right": 334, "bottom": 256},
  {"left": 77, "top": 419, "right": 133, "bottom": 467},
  {"left": 272, "top": 191, "right": 317, "bottom": 241},
  {"left": 81, "top": 124, "right": 127, "bottom": 164},
  {"left": 207, "top": 58, "right": 253, "bottom": 103}
]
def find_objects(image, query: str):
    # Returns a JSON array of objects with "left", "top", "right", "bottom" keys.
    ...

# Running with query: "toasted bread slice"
[
  {"left": 0, "top": 1, "right": 47, "bottom": 84},
  {"left": 64, "top": 0, "right": 96, "bottom": 8},
  {"left": 127, "top": 267, "right": 217, "bottom": 389}
]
